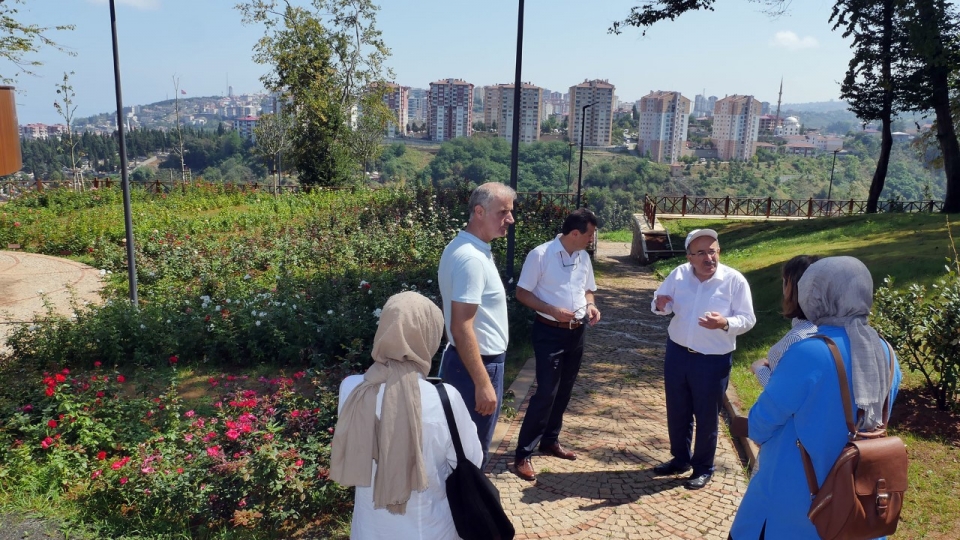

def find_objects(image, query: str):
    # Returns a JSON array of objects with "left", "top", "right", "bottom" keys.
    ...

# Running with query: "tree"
[
  {"left": 899, "top": 0, "right": 960, "bottom": 213},
  {"left": 254, "top": 106, "right": 293, "bottom": 193},
  {"left": 237, "top": 0, "right": 393, "bottom": 187},
  {"left": 172, "top": 76, "right": 187, "bottom": 182},
  {"left": 610, "top": 1, "right": 788, "bottom": 35},
  {"left": 831, "top": 0, "right": 907, "bottom": 213},
  {"left": 53, "top": 72, "right": 84, "bottom": 192},
  {"left": 1, "top": 0, "right": 74, "bottom": 83}
]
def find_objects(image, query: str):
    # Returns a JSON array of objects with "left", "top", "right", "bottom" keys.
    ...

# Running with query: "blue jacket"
[{"left": 730, "top": 325, "right": 902, "bottom": 539}]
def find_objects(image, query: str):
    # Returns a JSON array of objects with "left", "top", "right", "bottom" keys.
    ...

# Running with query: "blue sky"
[{"left": 9, "top": 0, "right": 849, "bottom": 124}]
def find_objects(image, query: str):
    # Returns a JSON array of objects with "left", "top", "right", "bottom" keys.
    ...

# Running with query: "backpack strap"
[
  {"left": 431, "top": 380, "right": 467, "bottom": 464},
  {"left": 797, "top": 335, "right": 898, "bottom": 497}
]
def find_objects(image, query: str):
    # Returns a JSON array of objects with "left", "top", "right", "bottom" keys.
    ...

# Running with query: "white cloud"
[
  {"left": 770, "top": 31, "right": 819, "bottom": 51},
  {"left": 87, "top": 0, "right": 161, "bottom": 9}
]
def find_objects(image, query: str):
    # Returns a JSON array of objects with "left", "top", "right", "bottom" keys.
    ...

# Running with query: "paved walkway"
[
  {"left": 488, "top": 242, "right": 748, "bottom": 539},
  {"left": 0, "top": 251, "right": 103, "bottom": 352}
]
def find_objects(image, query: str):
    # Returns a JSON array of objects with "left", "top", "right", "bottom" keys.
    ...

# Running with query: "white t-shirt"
[
  {"left": 338, "top": 375, "right": 483, "bottom": 540},
  {"left": 517, "top": 234, "right": 597, "bottom": 319},
  {"left": 438, "top": 230, "right": 508, "bottom": 355},
  {"left": 651, "top": 262, "right": 756, "bottom": 354}
]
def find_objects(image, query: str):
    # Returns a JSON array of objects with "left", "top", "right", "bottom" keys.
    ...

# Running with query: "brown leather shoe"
[
  {"left": 513, "top": 457, "right": 536, "bottom": 481},
  {"left": 540, "top": 442, "right": 577, "bottom": 460}
]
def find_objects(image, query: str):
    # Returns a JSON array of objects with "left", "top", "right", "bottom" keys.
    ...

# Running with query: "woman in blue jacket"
[{"left": 730, "top": 256, "right": 902, "bottom": 539}]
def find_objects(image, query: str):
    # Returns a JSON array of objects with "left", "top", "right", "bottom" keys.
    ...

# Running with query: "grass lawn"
[{"left": 650, "top": 212, "right": 960, "bottom": 539}]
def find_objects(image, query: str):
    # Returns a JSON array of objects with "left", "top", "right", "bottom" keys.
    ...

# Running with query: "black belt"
[{"left": 536, "top": 314, "right": 583, "bottom": 329}]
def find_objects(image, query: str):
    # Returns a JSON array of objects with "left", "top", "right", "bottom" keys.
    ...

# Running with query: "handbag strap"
[
  {"left": 797, "top": 335, "right": 898, "bottom": 496},
  {"left": 431, "top": 380, "right": 467, "bottom": 463}
]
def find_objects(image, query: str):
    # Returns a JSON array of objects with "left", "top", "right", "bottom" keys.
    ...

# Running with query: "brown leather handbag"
[{"left": 797, "top": 336, "right": 907, "bottom": 540}]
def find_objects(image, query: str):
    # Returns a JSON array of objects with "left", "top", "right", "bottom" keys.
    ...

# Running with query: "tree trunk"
[
  {"left": 914, "top": 0, "right": 960, "bottom": 213},
  {"left": 931, "top": 71, "right": 960, "bottom": 212},
  {"left": 868, "top": 0, "right": 895, "bottom": 214}
]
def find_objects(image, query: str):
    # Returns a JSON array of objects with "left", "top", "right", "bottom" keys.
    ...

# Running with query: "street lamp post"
[
  {"left": 827, "top": 148, "right": 839, "bottom": 213},
  {"left": 566, "top": 142, "right": 575, "bottom": 197},
  {"left": 576, "top": 102, "right": 595, "bottom": 208},
  {"left": 109, "top": 0, "right": 139, "bottom": 305},
  {"left": 505, "top": 0, "right": 525, "bottom": 285}
]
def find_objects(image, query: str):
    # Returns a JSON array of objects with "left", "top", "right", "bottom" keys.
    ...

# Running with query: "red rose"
[
  {"left": 47, "top": 419, "right": 57, "bottom": 429},
  {"left": 45, "top": 387, "right": 55, "bottom": 397},
  {"left": 169, "top": 355, "right": 178, "bottom": 364},
  {"left": 117, "top": 375, "right": 125, "bottom": 383},
  {"left": 54, "top": 373, "right": 66, "bottom": 383},
  {"left": 97, "top": 451, "right": 107, "bottom": 460}
]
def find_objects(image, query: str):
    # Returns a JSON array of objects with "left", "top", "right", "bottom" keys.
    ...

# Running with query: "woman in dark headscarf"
[
  {"left": 330, "top": 291, "right": 482, "bottom": 539},
  {"left": 730, "top": 256, "right": 902, "bottom": 539}
]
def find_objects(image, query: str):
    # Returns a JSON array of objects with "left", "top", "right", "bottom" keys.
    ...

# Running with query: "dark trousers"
[
  {"left": 664, "top": 338, "right": 732, "bottom": 476},
  {"left": 514, "top": 319, "right": 586, "bottom": 461},
  {"left": 439, "top": 344, "right": 505, "bottom": 467}
]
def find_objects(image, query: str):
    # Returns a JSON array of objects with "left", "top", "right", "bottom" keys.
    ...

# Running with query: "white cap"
[{"left": 685, "top": 228, "right": 718, "bottom": 250}]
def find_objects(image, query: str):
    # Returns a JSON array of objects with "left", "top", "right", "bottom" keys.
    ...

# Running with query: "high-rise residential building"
[
  {"left": 407, "top": 88, "right": 428, "bottom": 122},
  {"left": 483, "top": 85, "right": 501, "bottom": 127},
  {"left": 233, "top": 116, "right": 259, "bottom": 142},
  {"left": 427, "top": 78, "right": 474, "bottom": 141},
  {"left": 569, "top": 79, "right": 615, "bottom": 147},
  {"left": 637, "top": 90, "right": 691, "bottom": 163},
  {"left": 378, "top": 82, "right": 409, "bottom": 138},
  {"left": 761, "top": 101, "right": 771, "bottom": 115},
  {"left": 496, "top": 83, "right": 542, "bottom": 144},
  {"left": 707, "top": 96, "right": 718, "bottom": 116},
  {"left": 694, "top": 94, "right": 708, "bottom": 117},
  {"left": 712, "top": 95, "right": 762, "bottom": 160}
]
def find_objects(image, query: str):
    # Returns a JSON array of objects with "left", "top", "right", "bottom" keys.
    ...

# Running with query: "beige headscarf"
[{"left": 329, "top": 291, "right": 444, "bottom": 514}]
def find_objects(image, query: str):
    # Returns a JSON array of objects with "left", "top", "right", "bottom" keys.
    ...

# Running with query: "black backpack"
[{"left": 433, "top": 381, "right": 515, "bottom": 540}]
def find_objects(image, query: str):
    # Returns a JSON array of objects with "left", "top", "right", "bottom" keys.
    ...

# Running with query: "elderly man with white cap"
[{"left": 650, "top": 228, "right": 756, "bottom": 490}]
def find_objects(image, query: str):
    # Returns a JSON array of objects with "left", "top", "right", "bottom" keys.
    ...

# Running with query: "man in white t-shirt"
[
  {"left": 511, "top": 208, "right": 601, "bottom": 481},
  {"left": 438, "top": 182, "right": 515, "bottom": 465},
  {"left": 650, "top": 228, "right": 756, "bottom": 490}
]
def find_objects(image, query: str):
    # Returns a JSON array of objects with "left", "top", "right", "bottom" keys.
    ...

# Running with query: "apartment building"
[
  {"left": 379, "top": 82, "right": 409, "bottom": 138},
  {"left": 407, "top": 88, "right": 428, "bottom": 122},
  {"left": 233, "top": 116, "right": 259, "bottom": 141},
  {"left": 427, "top": 78, "right": 474, "bottom": 142},
  {"left": 637, "top": 90, "right": 691, "bottom": 163},
  {"left": 712, "top": 95, "right": 762, "bottom": 160},
  {"left": 568, "top": 79, "right": 615, "bottom": 147},
  {"left": 495, "top": 83, "right": 542, "bottom": 144},
  {"left": 483, "top": 85, "right": 501, "bottom": 127}
]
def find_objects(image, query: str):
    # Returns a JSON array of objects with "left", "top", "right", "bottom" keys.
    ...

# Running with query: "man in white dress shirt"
[
  {"left": 511, "top": 208, "right": 601, "bottom": 481},
  {"left": 650, "top": 228, "right": 756, "bottom": 490}
]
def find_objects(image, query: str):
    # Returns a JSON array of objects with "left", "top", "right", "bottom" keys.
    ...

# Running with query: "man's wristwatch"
[{"left": 722, "top": 322, "right": 730, "bottom": 332}]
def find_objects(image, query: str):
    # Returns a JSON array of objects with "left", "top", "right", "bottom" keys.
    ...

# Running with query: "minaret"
[{"left": 774, "top": 77, "right": 783, "bottom": 134}]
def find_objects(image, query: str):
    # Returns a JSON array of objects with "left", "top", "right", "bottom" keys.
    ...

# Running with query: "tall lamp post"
[
  {"left": 110, "top": 0, "right": 139, "bottom": 304},
  {"left": 504, "top": 0, "right": 525, "bottom": 284},
  {"left": 576, "top": 102, "right": 595, "bottom": 208},
  {"left": 827, "top": 148, "right": 840, "bottom": 215},
  {"left": 566, "top": 142, "right": 575, "bottom": 196}
]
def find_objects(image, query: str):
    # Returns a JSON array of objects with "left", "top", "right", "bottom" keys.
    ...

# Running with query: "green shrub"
[{"left": 873, "top": 260, "right": 960, "bottom": 411}]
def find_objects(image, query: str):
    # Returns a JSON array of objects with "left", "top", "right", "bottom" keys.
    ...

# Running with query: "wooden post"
[
  {"left": 765, "top": 197, "right": 772, "bottom": 218},
  {"left": 806, "top": 198, "right": 813, "bottom": 218},
  {"left": 0, "top": 86, "right": 21, "bottom": 176},
  {"left": 724, "top": 196, "right": 730, "bottom": 217},
  {"left": 681, "top": 195, "right": 688, "bottom": 216}
]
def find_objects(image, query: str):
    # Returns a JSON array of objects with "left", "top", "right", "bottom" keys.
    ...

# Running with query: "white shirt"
[
  {"left": 517, "top": 234, "right": 597, "bottom": 320},
  {"left": 338, "top": 375, "right": 483, "bottom": 540},
  {"left": 651, "top": 262, "right": 756, "bottom": 354},
  {"left": 438, "top": 230, "right": 509, "bottom": 355}
]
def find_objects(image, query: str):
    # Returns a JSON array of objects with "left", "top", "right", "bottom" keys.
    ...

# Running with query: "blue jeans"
[
  {"left": 439, "top": 344, "right": 505, "bottom": 467},
  {"left": 664, "top": 339, "right": 733, "bottom": 476}
]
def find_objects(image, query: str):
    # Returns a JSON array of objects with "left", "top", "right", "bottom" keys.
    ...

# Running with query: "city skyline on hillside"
[{"left": 9, "top": 0, "right": 850, "bottom": 124}]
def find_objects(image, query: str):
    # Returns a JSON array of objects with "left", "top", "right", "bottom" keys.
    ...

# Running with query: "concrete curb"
[{"left": 723, "top": 385, "right": 760, "bottom": 475}]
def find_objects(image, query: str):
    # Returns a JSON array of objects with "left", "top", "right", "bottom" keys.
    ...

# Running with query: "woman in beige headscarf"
[{"left": 331, "top": 291, "right": 483, "bottom": 539}]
